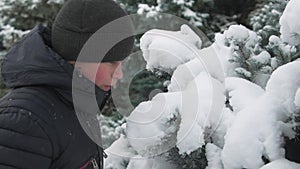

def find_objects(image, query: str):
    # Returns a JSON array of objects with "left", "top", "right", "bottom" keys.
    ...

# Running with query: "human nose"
[{"left": 113, "top": 63, "right": 123, "bottom": 80}]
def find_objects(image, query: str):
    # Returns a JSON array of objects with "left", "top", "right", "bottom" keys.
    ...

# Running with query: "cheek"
[
  {"left": 95, "top": 72, "right": 105, "bottom": 83},
  {"left": 95, "top": 67, "right": 110, "bottom": 84}
]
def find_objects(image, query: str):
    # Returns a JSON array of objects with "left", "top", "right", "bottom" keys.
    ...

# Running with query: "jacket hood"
[{"left": 1, "top": 24, "right": 74, "bottom": 89}]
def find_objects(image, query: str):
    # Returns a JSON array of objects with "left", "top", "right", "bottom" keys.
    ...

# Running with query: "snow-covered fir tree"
[
  {"left": 248, "top": 0, "right": 288, "bottom": 45},
  {"left": 214, "top": 24, "right": 273, "bottom": 87},
  {"left": 214, "top": 0, "right": 299, "bottom": 88},
  {"left": 248, "top": 0, "right": 299, "bottom": 75},
  {"left": 105, "top": 0, "right": 300, "bottom": 168}
]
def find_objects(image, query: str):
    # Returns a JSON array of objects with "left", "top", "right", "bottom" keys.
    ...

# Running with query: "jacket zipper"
[{"left": 91, "top": 158, "right": 99, "bottom": 169}]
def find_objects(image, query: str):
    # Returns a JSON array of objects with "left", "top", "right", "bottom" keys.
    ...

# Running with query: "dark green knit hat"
[{"left": 51, "top": 0, "right": 134, "bottom": 62}]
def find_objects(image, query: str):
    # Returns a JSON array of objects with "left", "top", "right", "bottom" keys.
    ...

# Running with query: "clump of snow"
[
  {"left": 137, "top": 4, "right": 159, "bottom": 18},
  {"left": 183, "top": 8, "right": 196, "bottom": 18},
  {"left": 268, "top": 35, "right": 297, "bottom": 63},
  {"left": 126, "top": 156, "right": 176, "bottom": 169},
  {"left": 176, "top": 72, "right": 213, "bottom": 154},
  {"left": 140, "top": 24, "right": 202, "bottom": 71},
  {"left": 211, "top": 39, "right": 235, "bottom": 76},
  {"left": 268, "top": 35, "right": 297, "bottom": 57},
  {"left": 209, "top": 107, "right": 235, "bottom": 148},
  {"left": 221, "top": 98, "right": 285, "bottom": 169},
  {"left": 222, "top": 24, "right": 260, "bottom": 50},
  {"left": 104, "top": 135, "right": 137, "bottom": 169},
  {"left": 168, "top": 44, "right": 225, "bottom": 92},
  {"left": 279, "top": 0, "right": 300, "bottom": 45},
  {"left": 225, "top": 77, "right": 264, "bottom": 113},
  {"left": 167, "top": 57, "right": 204, "bottom": 92},
  {"left": 265, "top": 60, "right": 300, "bottom": 116},
  {"left": 125, "top": 156, "right": 152, "bottom": 169},
  {"left": 269, "top": 35, "right": 281, "bottom": 45},
  {"left": 126, "top": 92, "right": 181, "bottom": 156},
  {"left": 295, "top": 88, "right": 300, "bottom": 107},
  {"left": 235, "top": 67, "right": 252, "bottom": 78},
  {"left": 224, "top": 25, "right": 250, "bottom": 42},
  {"left": 267, "top": 35, "right": 297, "bottom": 79},
  {"left": 126, "top": 71, "right": 220, "bottom": 156},
  {"left": 221, "top": 60, "right": 300, "bottom": 169},
  {"left": 206, "top": 143, "right": 223, "bottom": 169},
  {"left": 251, "top": 51, "right": 271, "bottom": 65},
  {"left": 259, "top": 158, "right": 300, "bottom": 169}
]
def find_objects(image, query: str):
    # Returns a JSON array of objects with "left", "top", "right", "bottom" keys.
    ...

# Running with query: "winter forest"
[{"left": 1, "top": 0, "right": 300, "bottom": 169}]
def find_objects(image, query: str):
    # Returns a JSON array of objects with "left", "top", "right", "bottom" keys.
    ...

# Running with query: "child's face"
[{"left": 73, "top": 61, "right": 123, "bottom": 91}]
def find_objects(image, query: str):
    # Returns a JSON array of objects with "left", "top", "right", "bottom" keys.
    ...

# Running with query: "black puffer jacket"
[{"left": 0, "top": 25, "right": 110, "bottom": 169}]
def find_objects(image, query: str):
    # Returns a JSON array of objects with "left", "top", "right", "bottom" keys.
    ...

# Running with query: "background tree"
[{"left": 0, "top": 0, "right": 64, "bottom": 51}]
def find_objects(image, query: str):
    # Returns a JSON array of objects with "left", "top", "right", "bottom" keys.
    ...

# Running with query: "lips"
[{"left": 102, "top": 85, "right": 111, "bottom": 91}]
